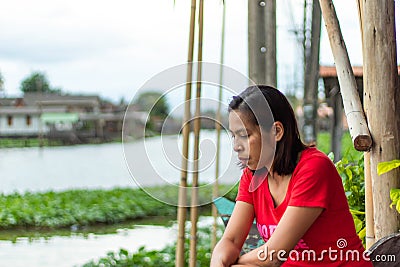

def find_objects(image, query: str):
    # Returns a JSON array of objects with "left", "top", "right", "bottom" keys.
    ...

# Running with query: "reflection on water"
[
  {"left": 0, "top": 224, "right": 177, "bottom": 267},
  {"left": 0, "top": 216, "right": 219, "bottom": 267},
  {"left": 0, "top": 216, "right": 175, "bottom": 243}
]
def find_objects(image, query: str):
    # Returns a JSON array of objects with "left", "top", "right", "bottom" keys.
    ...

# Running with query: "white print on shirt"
[{"left": 257, "top": 222, "right": 310, "bottom": 250}]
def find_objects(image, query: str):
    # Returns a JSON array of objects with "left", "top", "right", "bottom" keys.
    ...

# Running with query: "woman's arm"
[
  {"left": 210, "top": 201, "right": 255, "bottom": 267},
  {"left": 237, "top": 206, "right": 323, "bottom": 267}
]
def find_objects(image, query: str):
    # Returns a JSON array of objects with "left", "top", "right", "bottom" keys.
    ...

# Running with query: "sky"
[{"left": 0, "top": 0, "right": 399, "bottom": 105}]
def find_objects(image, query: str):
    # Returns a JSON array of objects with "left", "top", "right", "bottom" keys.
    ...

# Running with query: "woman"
[{"left": 210, "top": 85, "right": 372, "bottom": 266}]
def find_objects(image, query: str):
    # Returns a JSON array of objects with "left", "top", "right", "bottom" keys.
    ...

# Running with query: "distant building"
[{"left": 0, "top": 93, "right": 147, "bottom": 142}]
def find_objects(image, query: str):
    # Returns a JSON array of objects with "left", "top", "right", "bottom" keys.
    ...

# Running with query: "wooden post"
[
  {"left": 248, "top": 0, "right": 266, "bottom": 84},
  {"left": 189, "top": 0, "right": 204, "bottom": 265},
  {"left": 265, "top": 0, "right": 277, "bottom": 87},
  {"left": 211, "top": 1, "right": 226, "bottom": 251},
  {"left": 318, "top": 0, "right": 372, "bottom": 151},
  {"left": 355, "top": 0, "right": 375, "bottom": 248},
  {"left": 176, "top": 0, "right": 197, "bottom": 266},
  {"left": 362, "top": 0, "right": 400, "bottom": 240}
]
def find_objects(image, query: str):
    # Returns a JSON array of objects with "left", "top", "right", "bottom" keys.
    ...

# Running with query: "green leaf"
[
  {"left": 350, "top": 209, "right": 365, "bottom": 216},
  {"left": 377, "top": 160, "right": 400, "bottom": 175},
  {"left": 358, "top": 227, "right": 366, "bottom": 241},
  {"left": 353, "top": 217, "right": 363, "bottom": 233},
  {"left": 390, "top": 189, "right": 400, "bottom": 202},
  {"left": 345, "top": 167, "right": 353, "bottom": 180},
  {"left": 389, "top": 189, "right": 400, "bottom": 212}
]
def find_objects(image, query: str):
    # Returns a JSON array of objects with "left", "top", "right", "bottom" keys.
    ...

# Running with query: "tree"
[
  {"left": 0, "top": 71, "right": 4, "bottom": 95},
  {"left": 134, "top": 91, "right": 169, "bottom": 119},
  {"left": 134, "top": 91, "right": 169, "bottom": 133},
  {"left": 20, "top": 71, "right": 58, "bottom": 93}
]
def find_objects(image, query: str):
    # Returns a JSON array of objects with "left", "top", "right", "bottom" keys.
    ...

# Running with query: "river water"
[
  {"left": 0, "top": 131, "right": 238, "bottom": 266},
  {"left": 1, "top": 130, "right": 240, "bottom": 194}
]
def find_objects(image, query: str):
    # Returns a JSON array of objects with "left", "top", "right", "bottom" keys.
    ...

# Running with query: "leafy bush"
[{"left": 333, "top": 153, "right": 366, "bottom": 243}]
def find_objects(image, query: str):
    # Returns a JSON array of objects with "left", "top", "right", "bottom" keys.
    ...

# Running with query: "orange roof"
[{"left": 320, "top": 65, "right": 400, "bottom": 78}]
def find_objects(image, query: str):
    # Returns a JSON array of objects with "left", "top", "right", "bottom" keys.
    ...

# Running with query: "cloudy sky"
[{"left": 0, "top": 0, "right": 399, "bottom": 104}]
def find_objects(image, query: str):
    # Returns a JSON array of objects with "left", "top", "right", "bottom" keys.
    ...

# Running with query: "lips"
[{"left": 238, "top": 157, "right": 249, "bottom": 165}]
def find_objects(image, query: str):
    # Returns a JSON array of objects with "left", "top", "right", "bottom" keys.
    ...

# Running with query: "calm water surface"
[{"left": 1, "top": 131, "right": 240, "bottom": 194}]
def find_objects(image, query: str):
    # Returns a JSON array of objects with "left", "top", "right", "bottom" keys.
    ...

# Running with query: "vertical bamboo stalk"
[
  {"left": 189, "top": 0, "right": 204, "bottom": 266},
  {"left": 364, "top": 152, "right": 375, "bottom": 248},
  {"left": 355, "top": 0, "right": 375, "bottom": 248},
  {"left": 211, "top": 0, "right": 226, "bottom": 251},
  {"left": 176, "top": 0, "right": 197, "bottom": 266}
]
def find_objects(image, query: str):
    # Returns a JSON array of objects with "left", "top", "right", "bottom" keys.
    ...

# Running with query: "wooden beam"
[{"left": 319, "top": 0, "right": 372, "bottom": 151}]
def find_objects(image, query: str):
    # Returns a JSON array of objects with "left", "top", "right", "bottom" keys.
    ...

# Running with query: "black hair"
[{"left": 228, "top": 85, "right": 306, "bottom": 175}]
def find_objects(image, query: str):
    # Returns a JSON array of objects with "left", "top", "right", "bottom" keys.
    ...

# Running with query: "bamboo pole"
[
  {"left": 189, "top": 0, "right": 204, "bottom": 266},
  {"left": 364, "top": 152, "right": 375, "bottom": 248},
  {"left": 176, "top": 0, "right": 197, "bottom": 266},
  {"left": 355, "top": 0, "right": 375, "bottom": 248},
  {"left": 318, "top": 0, "right": 372, "bottom": 151},
  {"left": 211, "top": 0, "right": 226, "bottom": 251}
]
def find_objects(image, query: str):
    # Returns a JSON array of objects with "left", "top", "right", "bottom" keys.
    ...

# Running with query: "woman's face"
[{"left": 228, "top": 110, "right": 275, "bottom": 171}]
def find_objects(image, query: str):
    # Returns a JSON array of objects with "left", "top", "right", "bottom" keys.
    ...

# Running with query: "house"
[{"left": 0, "top": 93, "right": 147, "bottom": 142}]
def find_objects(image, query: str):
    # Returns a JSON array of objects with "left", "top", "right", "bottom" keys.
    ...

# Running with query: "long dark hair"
[{"left": 228, "top": 85, "right": 306, "bottom": 175}]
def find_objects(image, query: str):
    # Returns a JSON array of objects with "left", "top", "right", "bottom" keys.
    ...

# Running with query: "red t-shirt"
[{"left": 236, "top": 147, "right": 372, "bottom": 266}]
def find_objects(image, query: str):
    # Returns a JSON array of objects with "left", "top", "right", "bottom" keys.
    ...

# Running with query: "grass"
[{"left": 317, "top": 131, "right": 363, "bottom": 161}]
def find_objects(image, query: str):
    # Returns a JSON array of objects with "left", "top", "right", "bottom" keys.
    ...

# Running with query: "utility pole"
[
  {"left": 248, "top": 0, "right": 266, "bottom": 84},
  {"left": 248, "top": 0, "right": 276, "bottom": 86},
  {"left": 265, "top": 0, "right": 277, "bottom": 87},
  {"left": 362, "top": 0, "right": 400, "bottom": 240},
  {"left": 302, "top": 0, "right": 321, "bottom": 144}
]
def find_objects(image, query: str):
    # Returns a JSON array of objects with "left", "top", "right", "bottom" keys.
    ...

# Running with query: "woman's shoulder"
[
  {"left": 299, "top": 147, "right": 332, "bottom": 163},
  {"left": 295, "top": 147, "right": 336, "bottom": 173}
]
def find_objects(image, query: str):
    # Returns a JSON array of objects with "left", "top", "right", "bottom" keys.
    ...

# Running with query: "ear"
[{"left": 273, "top": 121, "right": 284, "bottom": 142}]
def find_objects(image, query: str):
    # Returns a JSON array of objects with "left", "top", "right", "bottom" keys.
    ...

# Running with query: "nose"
[{"left": 233, "top": 138, "right": 243, "bottom": 152}]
